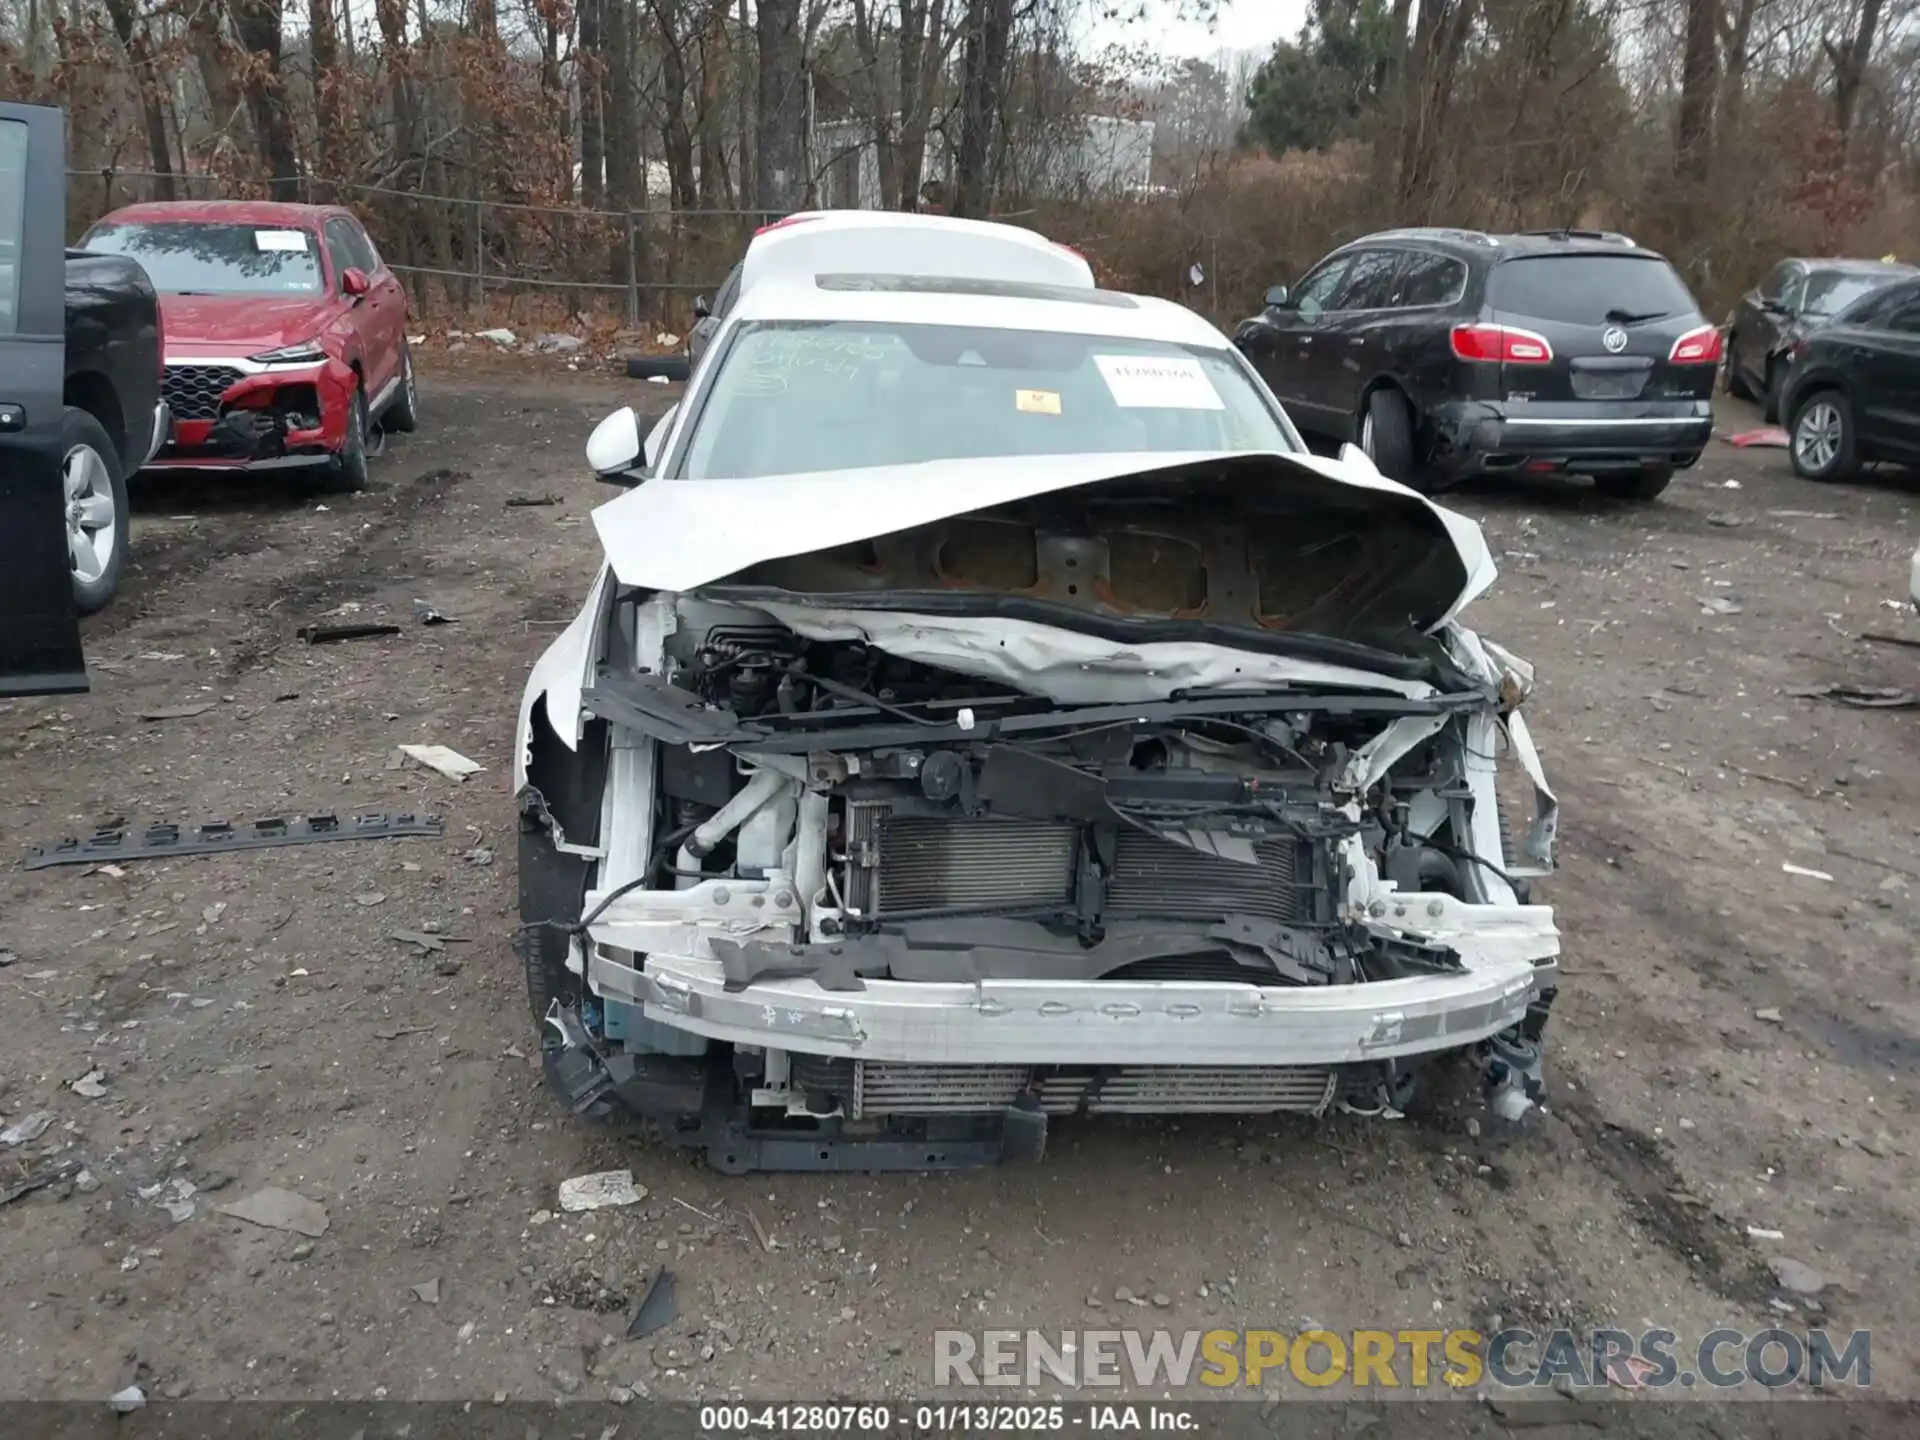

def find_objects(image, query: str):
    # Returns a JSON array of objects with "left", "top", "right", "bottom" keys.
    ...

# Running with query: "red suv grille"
[{"left": 163, "top": 364, "right": 245, "bottom": 422}]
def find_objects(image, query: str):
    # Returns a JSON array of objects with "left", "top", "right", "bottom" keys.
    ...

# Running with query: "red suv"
[{"left": 79, "top": 200, "right": 417, "bottom": 491}]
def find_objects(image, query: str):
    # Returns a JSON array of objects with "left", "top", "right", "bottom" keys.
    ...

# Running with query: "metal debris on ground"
[
  {"left": 411, "top": 1277, "right": 442, "bottom": 1304},
  {"left": 396, "top": 745, "right": 485, "bottom": 781},
  {"left": 1791, "top": 683, "right": 1920, "bottom": 709},
  {"left": 558, "top": 1169, "right": 647, "bottom": 1212},
  {"left": 137, "top": 1176, "right": 198, "bottom": 1222},
  {"left": 296, "top": 622, "right": 404, "bottom": 645},
  {"left": 1768, "top": 509, "right": 1841, "bottom": 520},
  {"left": 354, "top": 892, "right": 388, "bottom": 908},
  {"left": 70, "top": 1069, "right": 108, "bottom": 1098},
  {"left": 1699, "top": 595, "right": 1744, "bottom": 615},
  {"left": 0, "top": 1161, "right": 78, "bottom": 1206},
  {"left": 216, "top": 1185, "right": 330, "bottom": 1237},
  {"left": 625, "top": 1265, "right": 677, "bottom": 1339},
  {"left": 390, "top": 930, "right": 447, "bottom": 954},
  {"left": 132, "top": 702, "right": 216, "bottom": 721},
  {"left": 23, "top": 812, "right": 445, "bottom": 869},
  {"left": 1862, "top": 630, "right": 1920, "bottom": 652},
  {"left": 505, "top": 493, "right": 562, "bottom": 508},
  {"left": 1, "top": 1112, "right": 54, "bottom": 1146},
  {"left": 1780, "top": 861, "right": 1834, "bottom": 882},
  {"left": 1754, "top": 1007, "right": 1785, "bottom": 1024},
  {"left": 413, "top": 600, "right": 456, "bottom": 626}
]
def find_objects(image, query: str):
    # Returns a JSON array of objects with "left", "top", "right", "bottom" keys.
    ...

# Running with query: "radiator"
[
  {"left": 798, "top": 1060, "right": 1339, "bottom": 1118},
  {"left": 842, "top": 802, "right": 1310, "bottom": 923}
]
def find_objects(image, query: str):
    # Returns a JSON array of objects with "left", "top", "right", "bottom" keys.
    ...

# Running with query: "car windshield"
[
  {"left": 680, "top": 320, "right": 1296, "bottom": 479},
  {"left": 1489, "top": 254, "right": 1697, "bottom": 326},
  {"left": 1805, "top": 271, "right": 1897, "bottom": 316},
  {"left": 79, "top": 221, "right": 323, "bottom": 295}
]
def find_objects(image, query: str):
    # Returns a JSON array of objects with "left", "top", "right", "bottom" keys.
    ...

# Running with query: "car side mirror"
[
  {"left": 341, "top": 267, "right": 371, "bottom": 297},
  {"left": 693, "top": 294, "right": 712, "bottom": 319},
  {"left": 586, "top": 405, "right": 643, "bottom": 483},
  {"left": 1264, "top": 284, "right": 1292, "bottom": 310}
]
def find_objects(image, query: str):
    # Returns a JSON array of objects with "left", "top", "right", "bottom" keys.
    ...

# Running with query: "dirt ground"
[{"left": 1, "top": 363, "right": 1915, "bottom": 1421}]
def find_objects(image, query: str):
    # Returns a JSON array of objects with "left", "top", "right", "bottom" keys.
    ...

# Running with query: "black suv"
[
  {"left": 1234, "top": 227, "right": 1719, "bottom": 500},
  {"left": 1777, "top": 275, "right": 1920, "bottom": 484}
]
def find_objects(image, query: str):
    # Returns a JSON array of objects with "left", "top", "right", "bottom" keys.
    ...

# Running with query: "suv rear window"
[{"left": 1490, "top": 254, "right": 1696, "bottom": 326}]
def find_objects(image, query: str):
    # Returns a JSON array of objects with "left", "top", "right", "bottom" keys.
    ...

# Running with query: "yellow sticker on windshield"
[{"left": 1016, "top": 389, "right": 1062, "bottom": 415}]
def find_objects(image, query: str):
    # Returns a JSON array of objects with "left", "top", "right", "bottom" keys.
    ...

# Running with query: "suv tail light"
[
  {"left": 1668, "top": 324, "right": 1724, "bottom": 365},
  {"left": 1450, "top": 323, "right": 1553, "bottom": 365},
  {"left": 753, "top": 214, "right": 820, "bottom": 237}
]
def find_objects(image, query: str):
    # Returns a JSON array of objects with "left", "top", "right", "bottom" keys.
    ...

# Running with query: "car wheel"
[
  {"left": 1593, "top": 465, "right": 1674, "bottom": 501},
  {"left": 320, "top": 387, "right": 371, "bottom": 494},
  {"left": 62, "top": 408, "right": 130, "bottom": 616},
  {"left": 1360, "top": 387, "right": 1423, "bottom": 488},
  {"left": 1789, "top": 390, "right": 1859, "bottom": 483},
  {"left": 382, "top": 346, "right": 420, "bottom": 433},
  {"left": 1761, "top": 359, "right": 1783, "bottom": 424}
]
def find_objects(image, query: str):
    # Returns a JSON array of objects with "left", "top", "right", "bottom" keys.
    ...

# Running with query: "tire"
[
  {"left": 382, "top": 346, "right": 420, "bottom": 433},
  {"left": 1593, "top": 465, "right": 1674, "bottom": 501},
  {"left": 1789, "top": 389, "right": 1859, "bottom": 482},
  {"left": 62, "top": 407, "right": 130, "bottom": 616},
  {"left": 320, "top": 386, "right": 371, "bottom": 494},
  {"left": 1359, "top": 386, "right": 1422, "bottom": 488},
  {"left": 625, "top": 353, "right": 691, "bottom": 382},
  {"left": 1761, "top": 358, "right": 1783, "bottom": 424}
]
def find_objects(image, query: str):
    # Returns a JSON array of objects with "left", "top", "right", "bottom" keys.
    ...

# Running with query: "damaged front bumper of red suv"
[{"left": 148, "top": 355, "right": 358, "bottom": 473}]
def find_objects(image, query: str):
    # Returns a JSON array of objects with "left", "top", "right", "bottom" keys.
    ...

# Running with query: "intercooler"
[
  {"left": 791, "top": 1058, "right": 1339, "bottom": 1118},
  {"left": 842, "top": 805, "right": 1314, "bottom": 925}
]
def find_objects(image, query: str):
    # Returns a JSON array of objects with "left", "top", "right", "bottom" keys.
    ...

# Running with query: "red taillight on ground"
[
  {"left": 1668, "top": 324, "right": 1724, "bottom": 365},
  {"left": 1450, "top": 323, "right": 1553, "bottom": 365}
]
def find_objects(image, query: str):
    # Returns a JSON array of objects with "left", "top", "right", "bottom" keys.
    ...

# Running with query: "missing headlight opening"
[{"left": 518, "top": 453, "right": 1560, "bottom": 1174}]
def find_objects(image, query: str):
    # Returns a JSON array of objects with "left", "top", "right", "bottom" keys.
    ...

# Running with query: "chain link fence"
[{"left": 66, "top": 169, "right": 785, "bottom": 324}]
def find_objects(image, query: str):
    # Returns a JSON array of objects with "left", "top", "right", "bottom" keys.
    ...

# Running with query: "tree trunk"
[
  {"left": 580, "top": 0, "right": 606, "bottom": 206},
  {"left": 102, "top": 0, "right": 177, "bottom": 197},
  {"left": 372, "top": 0, "right": 416, "bottom": 176},
  {"left": 187, "top": 0, "right": 250, "bottom": 162},
  {"left": 1828, "top": 0, "right": 1885, "bottom": 156},
  {"left": 1674, "top": 0, "right": 1718, "bottom": 184},
  {"left": 849, "top": 0, "right": 896, "bottom": 209},
  {"left": 1396, "top": 0, "right": 1476, "bottom": 214},
  {"left": 952, "top": 0, "right": 1013, "bottom": 217},
  {"left": 896, "top": 0, "right": 944, "bottom": 210},
  {"left": 306, "top": 0, "right": 347, "bottom": 180},
  {"left": 755, "top": 0, "right": 805, "bottom": 213},
  {"left": 1715, "top": 0, "right": 1759, "bottom": 140},
  {"left": 646, "top": 0, "right": 700, "bottom": 210},
  {"left": 696, "top": 0, "right": 729, "bottom": 206},
  {"left": 229, "top": 0, "right": 301, "bottom": 198}
]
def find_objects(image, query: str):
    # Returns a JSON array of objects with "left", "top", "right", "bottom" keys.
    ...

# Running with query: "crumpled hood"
[
  {"left": 158, "top": 294, "right": 334, "bottom": 354},
  {"left": 591, "top": 449, "right": 1496, "bottom": 631}
]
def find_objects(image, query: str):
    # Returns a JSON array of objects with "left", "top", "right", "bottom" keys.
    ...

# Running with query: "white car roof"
[
  {"left": 729, "top": 272, "right": 1234, "bottom": 349},
  {"left": 739, "top": 211, "right": 1095, "bottom": 295}
]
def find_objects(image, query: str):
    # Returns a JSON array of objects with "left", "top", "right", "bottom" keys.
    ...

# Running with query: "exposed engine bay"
[{"left": 517, "top": 457, "right": 1561, "bottom": 1172}]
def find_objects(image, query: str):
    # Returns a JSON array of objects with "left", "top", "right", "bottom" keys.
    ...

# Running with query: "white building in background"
[{"left": 811, "top": 114, "right": 1156, "bottom": 210}]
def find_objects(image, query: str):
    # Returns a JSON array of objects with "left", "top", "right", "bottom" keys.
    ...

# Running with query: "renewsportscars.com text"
[{"left": 933, "top": 1327, "right": 1871, "bottom": 1391}]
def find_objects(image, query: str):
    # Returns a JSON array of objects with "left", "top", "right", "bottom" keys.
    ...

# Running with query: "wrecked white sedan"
[{"left": 515, "top": 215, "right": 1561, "bottom": 1172}]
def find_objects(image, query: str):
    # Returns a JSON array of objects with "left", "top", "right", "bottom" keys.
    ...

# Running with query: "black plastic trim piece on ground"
[{"left": 23, "top": 812, "right": 445, "bottom": 869}]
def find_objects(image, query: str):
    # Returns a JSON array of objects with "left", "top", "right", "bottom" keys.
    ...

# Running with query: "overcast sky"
[{"left": 1078, "top": 0, "right": 1306, "bottom": 62}]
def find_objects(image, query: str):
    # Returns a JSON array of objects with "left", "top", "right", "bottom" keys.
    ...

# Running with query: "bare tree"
[{"left": 757, "top": 0, "right": 806, "bottom": 211}]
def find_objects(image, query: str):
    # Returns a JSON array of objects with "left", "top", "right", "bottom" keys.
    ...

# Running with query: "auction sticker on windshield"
[
  {"left": 1016, "top": 388, "right": 1062, "bottom": 415},
  {"left": 254, "top": 230, "right": 309, "bottom": 252},
  {"left": 1095, "top": 354, "right": 1224, "bottom": 410}
]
